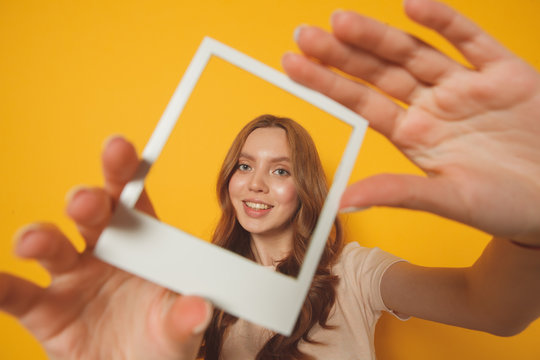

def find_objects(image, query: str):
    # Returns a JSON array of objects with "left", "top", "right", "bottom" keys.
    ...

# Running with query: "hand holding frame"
[{"left": 0, "top": 137, "right": 211, "bottom": 360}]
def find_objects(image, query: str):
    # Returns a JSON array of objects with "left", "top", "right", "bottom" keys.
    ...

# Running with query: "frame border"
[{"left": 95, "top": 37, "right": 368, "bottom": 336}]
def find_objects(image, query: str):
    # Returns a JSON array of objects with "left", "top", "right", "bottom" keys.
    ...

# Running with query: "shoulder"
[
  {"left": 334, "top": 242, "right": 403, "bottom": 278},
  {"left": 333, "top": 242, "right": 405, "bottom": 312}
]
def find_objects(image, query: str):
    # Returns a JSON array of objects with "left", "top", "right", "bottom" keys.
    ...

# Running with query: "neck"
[{"left": 250, "top": 230, "right": 293, "bottom": 267}]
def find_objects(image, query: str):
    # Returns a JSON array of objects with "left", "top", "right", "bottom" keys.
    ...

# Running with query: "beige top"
[{"left": 220, "top": 242, "right": 405, "bottom": 360}]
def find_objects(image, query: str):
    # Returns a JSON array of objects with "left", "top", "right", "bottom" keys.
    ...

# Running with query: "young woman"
[
  {"left": 2, "top": 1, "right": 540, "bottom": 359},
  {"left": 200, "top": 114, "right": 406, "bottom": 360}
]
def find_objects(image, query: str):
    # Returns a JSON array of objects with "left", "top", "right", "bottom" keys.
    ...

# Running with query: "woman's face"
[{"left": 228, "top": 127, "right": 299, "bottom": 238}]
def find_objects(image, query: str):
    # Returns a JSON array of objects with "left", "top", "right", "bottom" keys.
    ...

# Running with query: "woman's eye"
[
  {"left": 238, "top": 164, "right": 251, "bottom": 171},
  {"left": 273, "top": 168, "right": 290, "bottom": 176}
]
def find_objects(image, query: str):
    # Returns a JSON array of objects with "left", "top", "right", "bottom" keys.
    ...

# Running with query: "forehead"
[{"left": 241, "top": 127, "right": 290, "bottom": 157}]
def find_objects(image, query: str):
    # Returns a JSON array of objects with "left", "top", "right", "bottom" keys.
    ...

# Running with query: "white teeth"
[{"left": 245, "top": 201, "right": 271, "bottom": 210}]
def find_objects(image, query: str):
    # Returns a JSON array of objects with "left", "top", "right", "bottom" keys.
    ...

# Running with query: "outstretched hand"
[
  {"left": 282, "top": 0, "right": 540, "bottom": 245},
  {"left": 0, "top": 137, "right": 211, "bottom": 360}
]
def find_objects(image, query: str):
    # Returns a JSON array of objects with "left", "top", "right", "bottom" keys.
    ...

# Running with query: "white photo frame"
[{"left": 94, "top": 37, "right": 368, "bottom": 336}]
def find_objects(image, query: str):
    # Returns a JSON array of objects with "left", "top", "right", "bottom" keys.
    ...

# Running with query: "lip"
[{"left": 242, "top": 200, "right": 273, "bottom": 218}]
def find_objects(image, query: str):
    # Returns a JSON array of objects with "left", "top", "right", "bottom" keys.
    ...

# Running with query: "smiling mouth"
[{"left": 243, "top": 201, "right": 273, "bottom": 210}]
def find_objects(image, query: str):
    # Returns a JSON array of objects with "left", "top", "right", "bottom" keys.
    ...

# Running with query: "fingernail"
[
  {"left": 293, "top": 24, "right": 306, "bottom": 43},
  {"left": 12, "top": 223, "right": 55, "bottom": 246},
  {"left": 339, "top": 206, "right": 371, "bottom": 214},
  {"left": 101, "top": 134, "right": 125, "bottom": 151},
  {"left": 65, "top": 185, "right": 90, "bottom": 204},
  {"left": 192, "top": 300, "right": 213, "bottom": 335},
  {"left": 282, "top": 51, "right": 294, "bottom": 59},
  {"left": 331, "top": 9, "right": 345, "bottom": 26},
  {"left": 12, "top": 223, "right": 40, "bottom": 245}
]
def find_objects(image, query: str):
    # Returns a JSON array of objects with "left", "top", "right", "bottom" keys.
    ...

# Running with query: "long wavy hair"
[{"left": 200, "top": 114, "right": 344, "bottom": 360}]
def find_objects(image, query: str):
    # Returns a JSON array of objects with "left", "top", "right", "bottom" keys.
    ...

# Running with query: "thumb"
[
  {"left": 340, "top": 173, "right": 451, "bottom": 213},
  {"left": 163, "top": 295, "right": 213, "bottom": 359}
]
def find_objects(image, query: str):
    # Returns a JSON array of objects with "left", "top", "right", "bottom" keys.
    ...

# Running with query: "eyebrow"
[{"left": 239, "top": 153, "right": 291, "bottom": 164}]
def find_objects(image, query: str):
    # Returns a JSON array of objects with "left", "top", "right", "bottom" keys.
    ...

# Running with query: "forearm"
[
  {"left": 381, "top": 238, "right": 540, "bottom": 336},
  {"left": 464, "top": 237, "right": 540, "bottom": 335}
]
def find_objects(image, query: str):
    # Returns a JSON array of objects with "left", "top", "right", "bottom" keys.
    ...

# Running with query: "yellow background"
[{"left": 1, "top": 0, "right": 539, "bottom": 358}]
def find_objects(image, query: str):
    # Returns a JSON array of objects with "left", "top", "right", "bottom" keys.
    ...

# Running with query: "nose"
[{"left": 248, "top": 169, "right": 269, "bottom": 193}]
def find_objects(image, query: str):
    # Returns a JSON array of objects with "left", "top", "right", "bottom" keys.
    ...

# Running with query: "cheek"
[
  {"left": 273, "top": 180, "right": 298, "bottom": 207},
  {"left": 228, "top": 173, "right": 246, "bottom": 199}
]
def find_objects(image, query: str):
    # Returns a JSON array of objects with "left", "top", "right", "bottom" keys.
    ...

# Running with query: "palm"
[
  {"left": 23, "top": 255, "right": 177, "bottom": 359},
  {"left": 394, "top": 58, "right": 540, "bottom": 238},
  {"left": 283, "top": 0, "right": 540, "bottom": 243}
]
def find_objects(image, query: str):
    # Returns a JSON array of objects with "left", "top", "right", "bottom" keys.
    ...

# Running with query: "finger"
[
  {"left": 339, "top": 173, "right": 456, "bottom": 215},
  {"left": 0, "top": 273, "right": 44, "bottom": 318},
  {"left": 14, "top": 223, "right": 79, "bottom": 275},
  {"left": 163, "top": 296, "right": 212, "bottom": 358},
  {"left": 102, "top": 136, "right": 138, "bottom": 198},
  {"left": 65, "top": 186, "right": 113, "bottom": 248},
  {"left": 102, "top": 136, "right": 156, "bottom": 216},
  {"left": 282, "top": 52, "right": 404, "bottom": 138},
  {"left": 67, "top": 137, "right": 157, "bottom": 248},
  {"left": 330, "top": 9, "right": 463, "bottom": 85},
  {"left": 404, "top": 0, "right": 511, "bottom": 68},
  {"left": 295, "top": 25, "right": 425, "bottom": 104}
]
